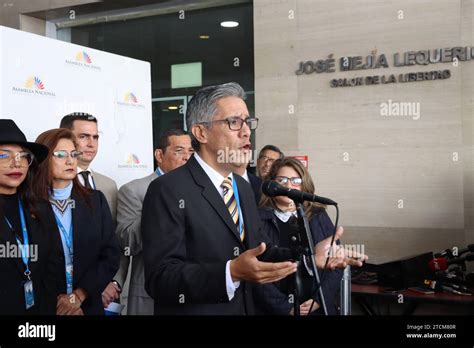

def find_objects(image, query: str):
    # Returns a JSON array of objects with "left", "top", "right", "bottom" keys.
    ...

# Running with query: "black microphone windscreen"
[{"left": 262, "top": 181, "right": 284, "bottom": 197}]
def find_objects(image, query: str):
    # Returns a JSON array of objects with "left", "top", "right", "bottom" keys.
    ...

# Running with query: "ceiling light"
[
  {"left": 199, "top": 35, "right": 210, "bottom": 39},
  {"left": 220, "top": 21, "right": 239, "bottom": 28}
]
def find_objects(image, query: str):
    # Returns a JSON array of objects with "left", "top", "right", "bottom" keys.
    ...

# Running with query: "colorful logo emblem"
[
  {"left": 117, "top": 92, "right": 145, "bottom": 109},
  {"left": 124, "top": 92, "right": 138, "bottom": 104},
  {"left": 76, "top": 51, "right": 92, "bottom": 64},
  {"left": 25, "top": 77, "right": 45, "bottom": 90},
  {"left": 126, "top": 153, "right": 140, "bottom": 164}
]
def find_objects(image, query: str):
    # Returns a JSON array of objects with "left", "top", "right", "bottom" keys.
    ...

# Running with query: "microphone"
[
  {"left": 456, "top": 244, "right": 474, "bottom": 256},
  {"left": 434, "top": 248, "right": 454, "bottom": 259},
  {"left": 428, "top": 253, "right": 474, "bottom": 271},
  {"left": 425, "top": 279, "right": 472, "bottom": 295},
  {"left": 262, "top": 181, "right": 338, "bottom": 206},
  {"left": 435, "top": 244, "right": 474, "bottom": 259}
]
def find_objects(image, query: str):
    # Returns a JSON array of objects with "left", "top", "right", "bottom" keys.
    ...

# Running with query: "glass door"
[{"left": 151, "top": 96, "right": 187, "bottom": 150}]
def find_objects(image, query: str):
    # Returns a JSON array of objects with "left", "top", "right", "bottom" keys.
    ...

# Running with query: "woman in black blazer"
[
  {"left": 0, "top": 119, "right": 59, "bottom": 315},
  {"left": 254, "top": 157, "right": 343, "bottom": 315},
  {"left": 32, "top": 128, "right": 120, "bottom": 315}
]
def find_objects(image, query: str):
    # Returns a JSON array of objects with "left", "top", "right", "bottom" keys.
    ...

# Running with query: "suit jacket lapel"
[
  {"left": 235, "top": 175, "right": 255, "bottom": 248},
  {"left": 89, "top": 170, "right": 98, "bottom": 190},
  {"left": 0, "top": 216, "right": 24, "bottom": 275},
  {"left": 187, "top": 156, "right": 244, "bottom": 246},
  {"left": 71, "top": 191, "right": 86, "bottom": 281},
  {"left": 24, "top": 211, "right": 41, "bottom": 277}
]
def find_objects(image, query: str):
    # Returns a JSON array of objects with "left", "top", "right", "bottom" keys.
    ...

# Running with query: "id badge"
[
  {"left": 66, "top": 264, "right": 74, "bottom": 294},
  {"left": 24, "top": 280, "right": 35, "bottom": 310}
]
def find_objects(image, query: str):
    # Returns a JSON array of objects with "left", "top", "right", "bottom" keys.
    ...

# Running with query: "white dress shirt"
[
  {"left": 241, "top": 170, "right": 250, "bottom": 183},
  {"left": 77, "top": 166, "right": 96, "bottom": 189},
  {"left": 193, "top": 152, "right": 241, "bottom": 301}
]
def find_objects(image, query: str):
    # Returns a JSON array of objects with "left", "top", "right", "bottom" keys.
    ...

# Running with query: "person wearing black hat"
[{"left": 0, "top": 119, "right": 60, "bottom": 315}]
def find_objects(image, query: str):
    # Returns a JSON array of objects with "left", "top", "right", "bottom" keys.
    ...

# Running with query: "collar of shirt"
[
  {"left": 155, "top": 167, "right": 164, "bottom": 177},
  {"left": 194, "top": 152, "right": 233, "bottom": 199},
  {"left": 76, "top": 165, "right": 95, "bottom": 188},
  {"left": 274, "top": 209, "right": 298, "bottom": 223},
  {"left": 51, "top": 181, "right": 73, "bottom": 201},
  {"left": 241, "top": 170, "right": 249, "bottom": 183},
  {"left": 76, "top": 165, "right": 92, "bottom": 174}
]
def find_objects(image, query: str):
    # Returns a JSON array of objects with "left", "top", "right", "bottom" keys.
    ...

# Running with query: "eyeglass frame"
[
  {"left": 274, "top": 176, "right": 303, "bottom": 186},
  {"left": 259, "top": 155, "right": 279, "bottom": 164},
  {"left": 198, "top": 116, "right": 259, "bottom": 131},
  {"left": 52, "top": 150, "right": 83, "bottom": 160},
  {"left": 0, "top": 149, "right": 35, "bottom": 168}
]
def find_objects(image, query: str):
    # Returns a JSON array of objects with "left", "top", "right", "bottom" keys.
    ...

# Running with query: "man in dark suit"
[
  {"left": 116, "top": 129, "right": 194, "bottom": 315},
  {"left": 142, "top": 82, "right": 367, "bottom": 315},
  {"left": 233, "top": 156, "right": 263, "bottom": 205},
  {"left": 256, "top": 144, "right": 284, "bottom": 179}
]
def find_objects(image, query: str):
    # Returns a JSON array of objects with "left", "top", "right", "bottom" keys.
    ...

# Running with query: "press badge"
[
  {"left": 66, "top": 264, "right": 73, "bottom": 294},
  {"left": 24, "top": 280, "right": 35, "bottom": 310}
]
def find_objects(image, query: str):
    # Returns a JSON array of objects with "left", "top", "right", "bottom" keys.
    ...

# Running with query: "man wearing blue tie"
[{"left": 116, "top": 129, "right": 193, "bottom": 315}]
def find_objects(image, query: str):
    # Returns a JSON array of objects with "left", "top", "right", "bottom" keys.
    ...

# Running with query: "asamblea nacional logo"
[{"left": 12, "top": 76, "right": 56, "bottom": 97}]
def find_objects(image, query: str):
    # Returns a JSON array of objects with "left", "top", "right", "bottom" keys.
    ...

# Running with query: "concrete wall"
[
  {"left": 0, "top": 0, "right": 99, "bottom": 34},
  {"left": 3, "top": 0, "right": 472, "bottom": 265},
  {"left": 254, "top": 0, "right": 474, "bottom": 263}
]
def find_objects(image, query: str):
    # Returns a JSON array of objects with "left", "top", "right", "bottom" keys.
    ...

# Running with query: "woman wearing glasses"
[
  {"left": 32, "top": 128, "right": 120, "bottom": 315},
  {"left": 0, "top": 119, "right": 60, "bottom": 315},
  {"left": 254, "top": 157, "right": 343, "bottom": 315}
]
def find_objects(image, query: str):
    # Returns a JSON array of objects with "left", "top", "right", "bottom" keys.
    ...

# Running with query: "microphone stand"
[{"left": 288, "top": 202, "right": 328, "bottom": 316}]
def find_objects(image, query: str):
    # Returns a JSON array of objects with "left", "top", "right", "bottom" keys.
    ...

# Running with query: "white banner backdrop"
[{"left": 0, "top": 25, "right": 153, "bottom": 187}]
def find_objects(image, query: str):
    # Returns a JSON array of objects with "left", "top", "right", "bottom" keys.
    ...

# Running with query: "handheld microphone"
[
  {"left": 262, "top": 181, "right": 338, "bottom": 206},
  {"left": 435, "top": 244, "right": 474, "bottom": 259},
  {"left": 425, "top": 279, "right": 472, "bottom": 295},
  {"left": 428, "top": 253, "right": 474, "bottom": 271},
  {"left": 434, "top": 248, "right": 454, "bottom": 259}
]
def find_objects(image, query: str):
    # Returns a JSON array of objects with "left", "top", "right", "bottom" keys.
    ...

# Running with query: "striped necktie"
[{"left": 221, "top": 177, "right": 244, "bottom": 241}]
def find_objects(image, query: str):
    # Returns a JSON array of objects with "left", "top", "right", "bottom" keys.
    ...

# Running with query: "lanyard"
[
  {"left": 53, "top": 213, "right": 73, "bottom": 259},
  {"left": 4, "top": 199, "right": 31, "bottom": 280},
  {"left": 155, "top": 167, "right": 163, "bottom": 177},
  {"left": 52, "top": 209, "right": 74, "bottom": 293},
  {"left": 231, "top": 177, "right": 244, "bottom": 239}
]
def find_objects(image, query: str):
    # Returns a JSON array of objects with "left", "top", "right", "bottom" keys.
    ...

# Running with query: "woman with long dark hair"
[
  {"left": 0, "top": 119, "right": 59, "bottom": 315},
  {"left": 255, "top": 157, "right": 343, "bottom": 315},
  {"left": 32, "top": 128, "right": 120, "bottom": 315}
]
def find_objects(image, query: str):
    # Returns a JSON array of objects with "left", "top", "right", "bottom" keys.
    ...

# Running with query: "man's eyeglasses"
[
  {"left": 274, "top": 176, "right": 303, "bottom": 186},
  {"left": 259, "top": 155, "right": 278, "bottom": 164},
  {"left": 0, "top": 150, "right": 34, "bottom": 168},
  {"left": 52, "top": 150, "right": 83, "bottom": 159},
  {"left": 200, "top": 117, "right": 259, "bottom": 131}
]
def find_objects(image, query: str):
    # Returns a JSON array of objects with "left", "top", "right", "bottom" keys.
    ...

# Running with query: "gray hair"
[{"left": 186, "top": 82, "right": 246, "bottom": 150}]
